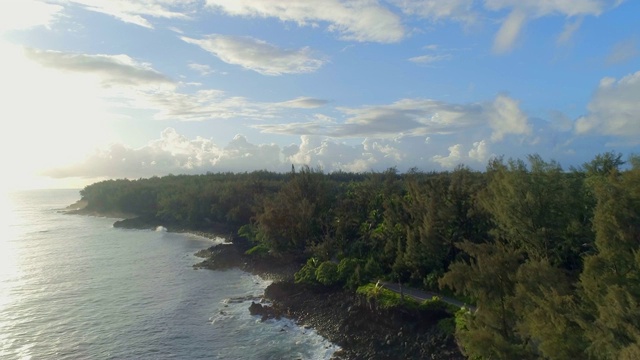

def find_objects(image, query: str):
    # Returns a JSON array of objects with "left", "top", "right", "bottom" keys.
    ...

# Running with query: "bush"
[
  {"left": 338, "top": 258, "right": 365, "bottom": 289},
  {"left": 294, "top": 258, "right": 319, "bottom": 284},
  {"left": 315, "top": 261, "right": 339, "bottom": 286},
  {"left": 245, "top": 243, "right": 269, "bottom": 257},
  {"left": 437, "top": 317, "right": 456, "bottom": 336},
  {"left": 356, "top": 282, "right": 418, "bottom": 309},
  {"left": 419, "top": 296, "right": 458, "bottom": 313}
]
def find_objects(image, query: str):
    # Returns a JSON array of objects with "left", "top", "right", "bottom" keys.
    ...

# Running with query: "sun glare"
[{"left": 0, "top": 40, "right": 117, "bottom": 189}]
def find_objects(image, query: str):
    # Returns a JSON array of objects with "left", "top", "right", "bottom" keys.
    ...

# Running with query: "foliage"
[
  {"left": 76, "top": 153, "right": 640, "bottom": 360},
  {"left": 436, "top": 317, "right": 455, "bottom": 337},
  {"left": 245, "top": 243, "right": 270, "bottom": 257},
  {"left": 315, "top": 261, "right": 340, "bottom": 286},
  {"left": 337, "top": 257, "right": 365, "bottom": 289},
  {"left": 294, "top": 257, "right": 319, "bottom": 284},
  {"left": 356, "top": 282, "right": 416, "bottom": 309}
]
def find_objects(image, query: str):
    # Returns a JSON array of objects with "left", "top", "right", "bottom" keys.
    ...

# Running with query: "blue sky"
[{"left": 1, "top": 0, "right": 639, "bottom": 189}]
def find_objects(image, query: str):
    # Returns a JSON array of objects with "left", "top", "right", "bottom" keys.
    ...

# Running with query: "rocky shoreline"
[
  {"left": 69, "top": 210, "right": 464, "bottom": 359},
  {"left": 195, "top": 239, "right": 465, "bottom": 359},
  {"left": 251, "top": 281, "right": 464, "bottom": 360}
]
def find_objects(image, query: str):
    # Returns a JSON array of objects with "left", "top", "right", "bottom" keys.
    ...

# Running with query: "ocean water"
[{"left": 0, "top": 189, "right": 338, "bottom": 359}]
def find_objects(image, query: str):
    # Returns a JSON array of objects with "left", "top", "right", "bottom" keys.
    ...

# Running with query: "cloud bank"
[{"left": 255, "top": 95, "right": 532, "bottom": 141}]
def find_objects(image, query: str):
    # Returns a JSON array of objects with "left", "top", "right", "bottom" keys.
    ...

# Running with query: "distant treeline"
[{"left": 79, "top": 152, "right": 640, "bottom": 359}]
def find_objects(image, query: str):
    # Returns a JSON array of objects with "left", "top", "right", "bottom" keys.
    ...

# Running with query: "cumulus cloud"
[
  {"left": 575, "top": 71, "right": 640, "bottom": 139},
  {"left": 0, "top": 0, "right": 63, "bottom": 33},
  {"left": 468, "top": 139, "right": 490, "bottom": 162},
  {"left": 433, "top": 140, "right": 491, "bottom": 168},
  {"left": 256, "top": 95, "right": 531, "bottom": 141},
  {"left": 63, "top": 0, "right": 197, "bottom": 29},
  {"left": 204, "top": 0, "right": 404, "bottom": 43},
  {"left": 181, "top": 34, "right": 326, "bottom": 76},
  {"left": 43, "top": 128, "right": 411, "bottom": 178},
  {"left": 433, "top": 144, "right": 465, "bottom": 168},
  {"left": 487, "top": 94, "right": 531, "bottom": 141}
]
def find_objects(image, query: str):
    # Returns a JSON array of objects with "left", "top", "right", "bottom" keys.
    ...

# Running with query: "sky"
[{"left": 1, "top": 0, "right": 639, "bottom": 189}]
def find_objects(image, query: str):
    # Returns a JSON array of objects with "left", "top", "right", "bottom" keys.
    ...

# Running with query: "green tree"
[
  {"left": 481, "top": 155, "right": 588, "bottom": 269},
  {"left": 440, "top": 241, "right": 526, "bottom": 359},
  {"left": 254, "top": 166, "right": 333, "bottom": 257},
  {"left": 579, "top": 166, "right": 640, "bottom": 359},
  {"left": 512, "top": 260, "right": 587, "bottom": 359}
]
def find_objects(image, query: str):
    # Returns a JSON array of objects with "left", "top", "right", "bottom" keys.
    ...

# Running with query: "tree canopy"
[{"left": 78, "top": 152, "right": 640, "bottom": 359}]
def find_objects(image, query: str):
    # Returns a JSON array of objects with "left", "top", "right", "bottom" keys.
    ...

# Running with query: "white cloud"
[
  {"left": 276, "top": 97, "right": 328, "bottom": 109},
  {"left": 64, "top": 0, "right": 197, "bottom": 29},
  {"left": 182, "top": 34, "right": 326, "bottom": 76},
  {"left": 468, "top": 139, "right": 490, "bottom": 162},
  {"left": 392, "top": 0, "right": 476, "bottom": 23},
  {"left": 25, "top": 49, "right": 173, "bottom": 86},
  {"left": 488, "top": 95, "right": 531, "bottom": 141},
  {"left": 433, "top": 144, "right": 464, "bottom": 168},
  {"left": 204, "top": 0, "right": 404, "bottom": 43},
  {"left": 24, "top": 47, "right": 326, "bottom": 122},
  {"left": 556, "top": 17, "right": 583, "bottom": 45},
  {"left": 43, "top": 129, "right": 408, "bottom": 178},
  {"left": 486, "top": 0, "right": 624, "bottom": 53},
  {"left": 408, "top": 54, "right": 451, "bottom": 64},
  {"left": 188, "top": 63, "right": 213, "bottom": 76},
  {"left": 575, "top": 71, "right": 640, "bottom": 139},
  {"left": 256, "top": 95, "right": 531, "bottom": 141},
  {"left": 0, "top": 0, "right": 63, "bottom": 33},
  {"left": 606, "top": 37, "right": 639, "bottom": 65},
  {"left": 433, "top": 139, "right": 491, "bottom": 168},
  {"left": 492, "top": 9, "right": 527, "bottom": 53},
  {"left": 484, "top": 0, "right": 621, "bottom": 17}
]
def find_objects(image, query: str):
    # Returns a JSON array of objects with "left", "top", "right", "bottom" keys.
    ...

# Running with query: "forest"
[{"left": 78, "top": 152, "right": 640, "bottom": 360}]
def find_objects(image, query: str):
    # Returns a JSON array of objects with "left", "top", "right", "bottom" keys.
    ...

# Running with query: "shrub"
[
  {"left": 294, "top": 258, "right": 319, "bottom": 284},
  {"left": 356, "top": 282, "right": 418, "bottom": 309},
  {"left": 338, "top": 258, "right": 364, "bottom": 289},
  {"left": 437, "top": 317, "right": 456, "bottom": 337},
  {"left": 245, "top": 243, "right": 269, "bottom": 257},
  {"left": 315, "top": 261, "right": 340, "bottom": 286}
]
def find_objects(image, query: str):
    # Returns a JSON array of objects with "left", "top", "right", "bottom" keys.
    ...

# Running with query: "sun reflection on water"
[
  {"left": 0, "top": 190, "right": 21, "bottom": 357},
  {"left": 0, "top": 190, "right": 20, "bottom": 290}
]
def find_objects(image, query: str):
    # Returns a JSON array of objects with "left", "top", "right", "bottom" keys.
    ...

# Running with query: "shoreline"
[{"left": 68, "top": 211, "right": 464, "bottom": 359}]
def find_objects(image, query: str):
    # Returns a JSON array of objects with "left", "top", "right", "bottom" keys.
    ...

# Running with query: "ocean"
[{"left": 0, "top": 189, "right": 338, "bottom": 359}]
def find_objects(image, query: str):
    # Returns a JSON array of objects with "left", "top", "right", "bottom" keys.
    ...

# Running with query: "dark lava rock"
[
  {"left": 113, "top": 215, "right": 160, "bottom": 230},
  {"left": 192, "top": 243, "right": 242, "bottom": 271},
  {"left": 257, "top": 281, "right": 465, "bottom": 360}
]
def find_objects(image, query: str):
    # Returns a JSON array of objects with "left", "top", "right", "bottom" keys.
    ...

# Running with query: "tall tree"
[
  {"left": 579, "top": 165, "right": 640, "bottom": 359},
  {"left": 481, "top": 155, "right": 588, "bottom": 269},
  {"left": 440, "top": 241, "right": 527, "bottom": 359}
]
